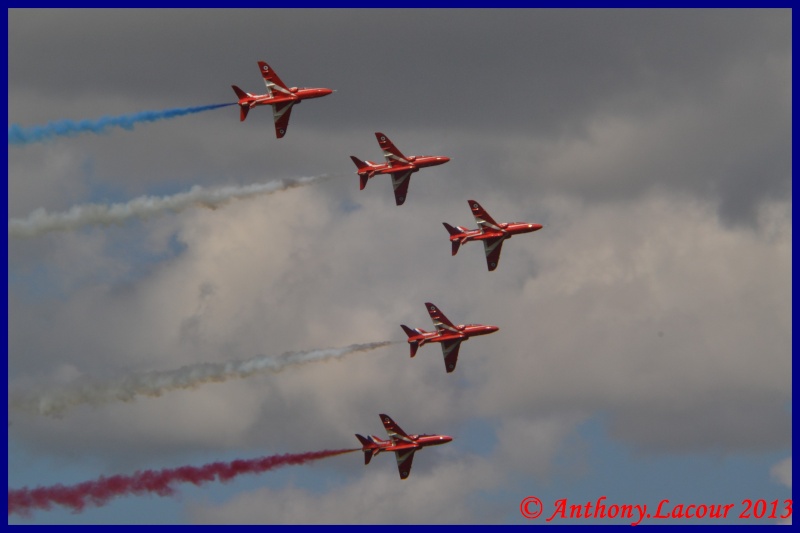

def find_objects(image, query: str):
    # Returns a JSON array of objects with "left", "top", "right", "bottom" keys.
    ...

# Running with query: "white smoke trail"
[
  {"left": 9, "top": 175, "right": 331, "bottom": 238},
  {"left": 9, "top": 341, "right": 396, "bottom": 417}
]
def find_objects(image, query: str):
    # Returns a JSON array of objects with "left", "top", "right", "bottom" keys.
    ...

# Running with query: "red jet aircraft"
[
  {"left": 355, "top": 413, "right": 453, "bottom": 480},
  {"left": 232, "top": 61, "right": 333, "bottom": 138},
  {"left": 443, "top": 199, "right": 543, "bottom": 271},
  {"left": 401, "top": 302, "right": 499, "bottom": 373},
  {"left": 350, "top": 132, "right": 450, "bottom": 205}
]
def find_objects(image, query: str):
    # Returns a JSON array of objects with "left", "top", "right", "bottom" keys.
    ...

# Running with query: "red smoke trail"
[{"left": 8, "top": 448, "right": 357, "bottom": 517}]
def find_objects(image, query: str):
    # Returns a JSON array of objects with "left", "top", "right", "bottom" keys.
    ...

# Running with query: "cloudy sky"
[{"left": 7, "top": 9, "right": 791, "bottom": 524}]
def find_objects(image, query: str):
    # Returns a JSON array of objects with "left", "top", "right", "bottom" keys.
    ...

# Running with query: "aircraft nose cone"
[
  {"left": 441, "top": 436, "right": 454, "bottom": 443},
  {"left": 488, "top": 326, "right": 500, "bottom": 333},
  {"left": 439, "top": 157, "right": 451, "bottom": 163},
  {"left": 320, "top": 88, "right": 334, "bottom": 96}
]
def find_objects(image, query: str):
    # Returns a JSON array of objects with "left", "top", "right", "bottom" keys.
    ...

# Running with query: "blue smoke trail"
[{"left": 9, "top": 103, "right": 235, "bottom": 146}]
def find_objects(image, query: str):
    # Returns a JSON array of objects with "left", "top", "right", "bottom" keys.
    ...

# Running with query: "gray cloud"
[{"left": 9, "top": 10, "right": 790, "bottom": 222}]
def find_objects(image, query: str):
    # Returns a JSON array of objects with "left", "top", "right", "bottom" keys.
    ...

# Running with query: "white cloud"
[
  {"left": 770, "top": 456, "right": 792, "bottom": 525},
  {"left": 771, "top": 456, "right": 791, "bottom": 489},
  {"left": 492, "top": 414, "right": 588, "bottom": 481},
  {"left": 470, "top": 194, "right": 791, "bottom": 451},
  {"left": 9, "top": 189, "right": 790, "bottom": 467},
  {"left": 187, "top": 454, "right": 502, "bottom": 524}
]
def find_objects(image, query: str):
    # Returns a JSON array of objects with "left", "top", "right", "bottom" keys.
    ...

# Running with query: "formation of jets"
[
  {"left": 350, "top": 132, "right": 450, "bottom": 206},
  {"left": 356, "top": 414, "right": 453, "bottom": 479},
  {"left": 401, "top": 302, "right": 499, "bottom": 373},
  {"left": 232, "top": 60, "right": 543, "bottom": 479}
]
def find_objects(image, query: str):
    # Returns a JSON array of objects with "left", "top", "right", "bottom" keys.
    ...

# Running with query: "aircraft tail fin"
[
  {"left": 443, "top": 223, "right": 463, "bottom": 255},
  {"left": 350, "top": 156, "right": 373, "bottom": 190},
  {"left": 400, "top": 324, "right": 416, "bottom": 338},
  {"left": 350, "top": 155, "right": 368, "bottom": 171},
  {"left": 442, "top": 222, "right": 460, "bottom": 237},
  {"left": 355, "top": 434, "right": 377, "bottom": 465},
  {"left": 400, "top": 325, "right": 420, "bottom": 357},
  {"left": 232, "top": 85, "right": 249, "bottom": 100},
  {"left": 232, "top": 86, "right": 251, "bottom": 121}
]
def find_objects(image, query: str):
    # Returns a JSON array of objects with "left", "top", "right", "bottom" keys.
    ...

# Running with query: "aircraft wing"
[
  {"left": 441, "top": 339, "right": 462, "bottom": 373},
  {"left": 375, "top": 132, "right": 409, "bottom": 165},
  {"left": 425, "top": 302, "right": 459, "bottom": 333},
  {"left": 390, "top": 171, "right": 412, "bottom": 206},
  {"left": 258, "top": 61, "right": 292, "bottom": 97},
  {"left": 469, "top": 199, "right": 502, "bottom": 233},
  {"left": 394, "top": 448, "right": 416, "bottom": 480},
  {"left": 483, "top": 236, "right": 505, "bottom": 271},
  {"left": 272, "top": 101, "right": 295, "bottom": 139},
  {"left": 380, "top": 414, "right": 414, "bottom": 444}
]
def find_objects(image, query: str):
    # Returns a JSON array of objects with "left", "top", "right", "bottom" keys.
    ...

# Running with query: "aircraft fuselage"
[
  {"left": 238, "top": 87, "right": 333, "bottom": 110},
  {"left": 409, "top": 324, "right": 500, "bottom": 347},
  {"left": 360, "top": 156, "right": 450, "bottom": 179},
  {"left": 452, "top": 222, "right": 543, "bottom": 244},
  {"left": 374, "top": 434, "right": 453, "bottom": 454}
]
